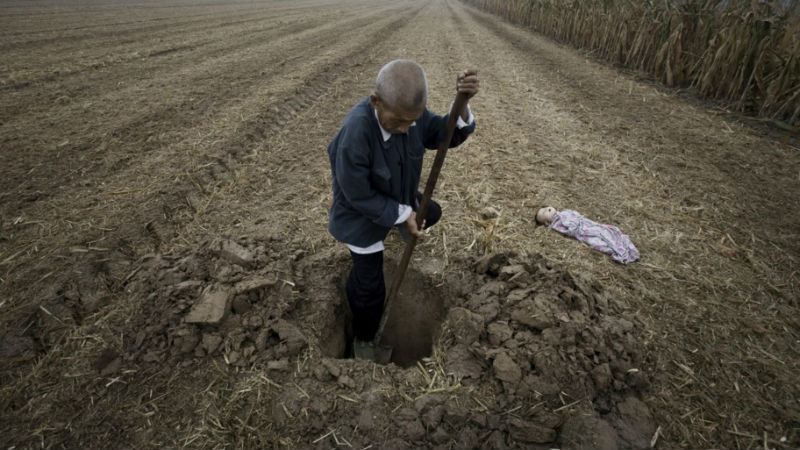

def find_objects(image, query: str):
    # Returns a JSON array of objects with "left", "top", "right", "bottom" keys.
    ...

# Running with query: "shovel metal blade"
[{"left": 373, "top": 344, "right": 393, "bottom": 365}]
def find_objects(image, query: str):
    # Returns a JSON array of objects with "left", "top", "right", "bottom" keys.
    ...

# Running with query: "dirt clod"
[
  {"left": 493, "top": 351, "right": 522, "bottom": 383},
  {"left": 444, "top": 344, "right": 484, "bottom": 379},
  {"left": 510, "top": 295, "right": 557, "bottom": 331},
  {"left": 231, "top": 296, "right": 252, "bottom": 315},
  {"left": 270, "top": 320, "right": 306, "bottom": 357},
  {"left": 446, "top": 307, "right": 484, "bottom": 345},
  {"left": 234, "top": 275, "right": 278, "bottom": 294},
  {"left": 201, "top": 333, "right": 222, "bottom": 354},
  {"left": 613, "top": 396, "right": 656, "bottom": 448},
  {"left": 592, "top": 363, "right": 614, "bottom": 392},
  {"left": 211, "top": 238, "right": 255, "bottom": 268},
  {"left": 560, "top": 414, "right": 621, "bottom": 450},
  {"left": 507, "top": 417, "right": 556, "bottom": 444},
  {"left": 421, "top": 405, "right": 445, "bottom": 429},
  {"left": 487, "top": 321, "right": 513, "bottom": 345},
  {"left": 475, "top": 252, "right": 509, "bottom": 276},
  {"left": 185, "top": 286, "right": 232, "bottom": 325}
]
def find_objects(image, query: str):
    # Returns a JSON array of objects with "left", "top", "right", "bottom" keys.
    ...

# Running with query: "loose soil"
[{"left": 1, "top": 0, "right": 798, "bottom": 448}]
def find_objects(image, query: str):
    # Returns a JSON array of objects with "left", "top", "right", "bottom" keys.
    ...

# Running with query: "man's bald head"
[{"left": 374, "top": 59, "right": 428, "bottom": 112}]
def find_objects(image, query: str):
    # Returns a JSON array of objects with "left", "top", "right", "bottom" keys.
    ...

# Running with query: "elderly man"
[{"left": 327, "top": 59, "right": 479, "bottom": 354}]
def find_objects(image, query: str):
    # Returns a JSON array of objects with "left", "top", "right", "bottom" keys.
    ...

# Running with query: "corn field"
[{"left": 462, "top": 0, "right": 800, "bottom": 128}]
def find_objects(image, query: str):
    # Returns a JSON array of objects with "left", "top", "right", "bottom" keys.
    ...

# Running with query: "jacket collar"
[{"left": 374, "top": 109, "right": 392, "bottom": 142}]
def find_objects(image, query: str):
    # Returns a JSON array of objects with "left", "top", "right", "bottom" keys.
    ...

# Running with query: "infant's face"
[{"left": 536, "top": 206, "right": 557, "bottom": 225}]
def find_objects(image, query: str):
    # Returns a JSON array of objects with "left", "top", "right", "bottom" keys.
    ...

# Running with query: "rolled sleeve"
[
  {"left": 421, "top": 106, "right": 476, "bottom": 150},
  {"left": 394, "top": 204, "right": 412, "bottom": 225},
  {"left": 456, "top": 105, "right": 474, "bottom": 128}
]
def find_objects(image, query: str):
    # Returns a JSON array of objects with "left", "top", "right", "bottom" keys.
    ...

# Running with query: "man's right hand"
[
  {"left": 405, "top": 211, "right": 423, "bottom": 238},
  {"left": 457, "top": 69, "right": 479, "bottom": 99}
]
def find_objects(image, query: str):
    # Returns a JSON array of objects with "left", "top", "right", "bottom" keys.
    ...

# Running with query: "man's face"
[{"left": 371, "top": 95, "right": 424, "bottom": 134}]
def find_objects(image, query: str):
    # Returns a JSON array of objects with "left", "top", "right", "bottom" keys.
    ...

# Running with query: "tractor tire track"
[
  {"left": 0, "top": 3, "right": 406, "bottom": 213},
  {"left": 0, "top": 2, "right": 428, "bottom": 304}
]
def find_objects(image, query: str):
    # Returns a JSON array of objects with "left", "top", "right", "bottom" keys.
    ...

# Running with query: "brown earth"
[{"left": 1, "top": 0, "right": 799, "bottom": 448}]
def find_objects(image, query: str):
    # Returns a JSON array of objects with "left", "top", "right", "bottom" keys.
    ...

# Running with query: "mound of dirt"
[
  {"left": 440, "top": 251, "right": 655, "bottom": 449},
  {"left": 122, "top": 236, "right": 304, "bottom": 367},
  {"left": 121, "top": 238, "right": 654, "bottom": 448}
]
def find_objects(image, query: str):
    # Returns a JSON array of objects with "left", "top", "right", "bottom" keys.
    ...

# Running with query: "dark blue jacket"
[{"left": 328, "top": 98, "right": 476, "bottom": 247}]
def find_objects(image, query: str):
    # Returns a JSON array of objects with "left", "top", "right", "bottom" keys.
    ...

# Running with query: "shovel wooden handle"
[{"left": 373, "top": 92, "right": 471, "bottom": 348}]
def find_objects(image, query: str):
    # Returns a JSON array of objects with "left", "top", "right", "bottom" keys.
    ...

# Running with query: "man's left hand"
[{"left": 457, "top": 69, "right": 479, "bottom": 99}]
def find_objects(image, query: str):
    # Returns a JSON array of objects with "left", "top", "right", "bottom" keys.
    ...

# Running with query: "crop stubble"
[{"left": 1, "top": 0, "right": 798, "bottom": 448}]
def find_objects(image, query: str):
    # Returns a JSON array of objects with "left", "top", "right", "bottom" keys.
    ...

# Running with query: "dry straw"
[{"left": 462, "top": 0, "right": 800, "bottom": 128}]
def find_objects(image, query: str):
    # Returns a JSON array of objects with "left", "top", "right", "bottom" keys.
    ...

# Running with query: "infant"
[{"left": 535, "top": 206, "right": 639, "bottom": 264}]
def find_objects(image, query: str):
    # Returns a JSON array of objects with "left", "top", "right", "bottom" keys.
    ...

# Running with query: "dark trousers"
[{"left": 347, "top": 196, "right": 441, "bottom": 341}]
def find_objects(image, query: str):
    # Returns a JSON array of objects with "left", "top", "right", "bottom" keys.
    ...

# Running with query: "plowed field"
[{"left": 1, "top": 0, "right": 798, "bottom": 448}]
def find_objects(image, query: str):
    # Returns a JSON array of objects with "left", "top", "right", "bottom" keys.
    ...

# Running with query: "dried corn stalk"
[{"left": 464, "top": 0, "right": 800, "bottom": 127}]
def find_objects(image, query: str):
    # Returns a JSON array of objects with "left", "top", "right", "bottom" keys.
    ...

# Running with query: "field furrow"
[
  {"left": 0, "top": 0, "right": 797, "bottom": 448},
  {"left": 0, "top": 1, "right": 406, "bottom": 210}
]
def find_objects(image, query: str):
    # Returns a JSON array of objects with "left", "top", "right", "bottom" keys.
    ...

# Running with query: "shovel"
[{"left": 372, "top": 91, "right": 471, "bottom": 364}]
